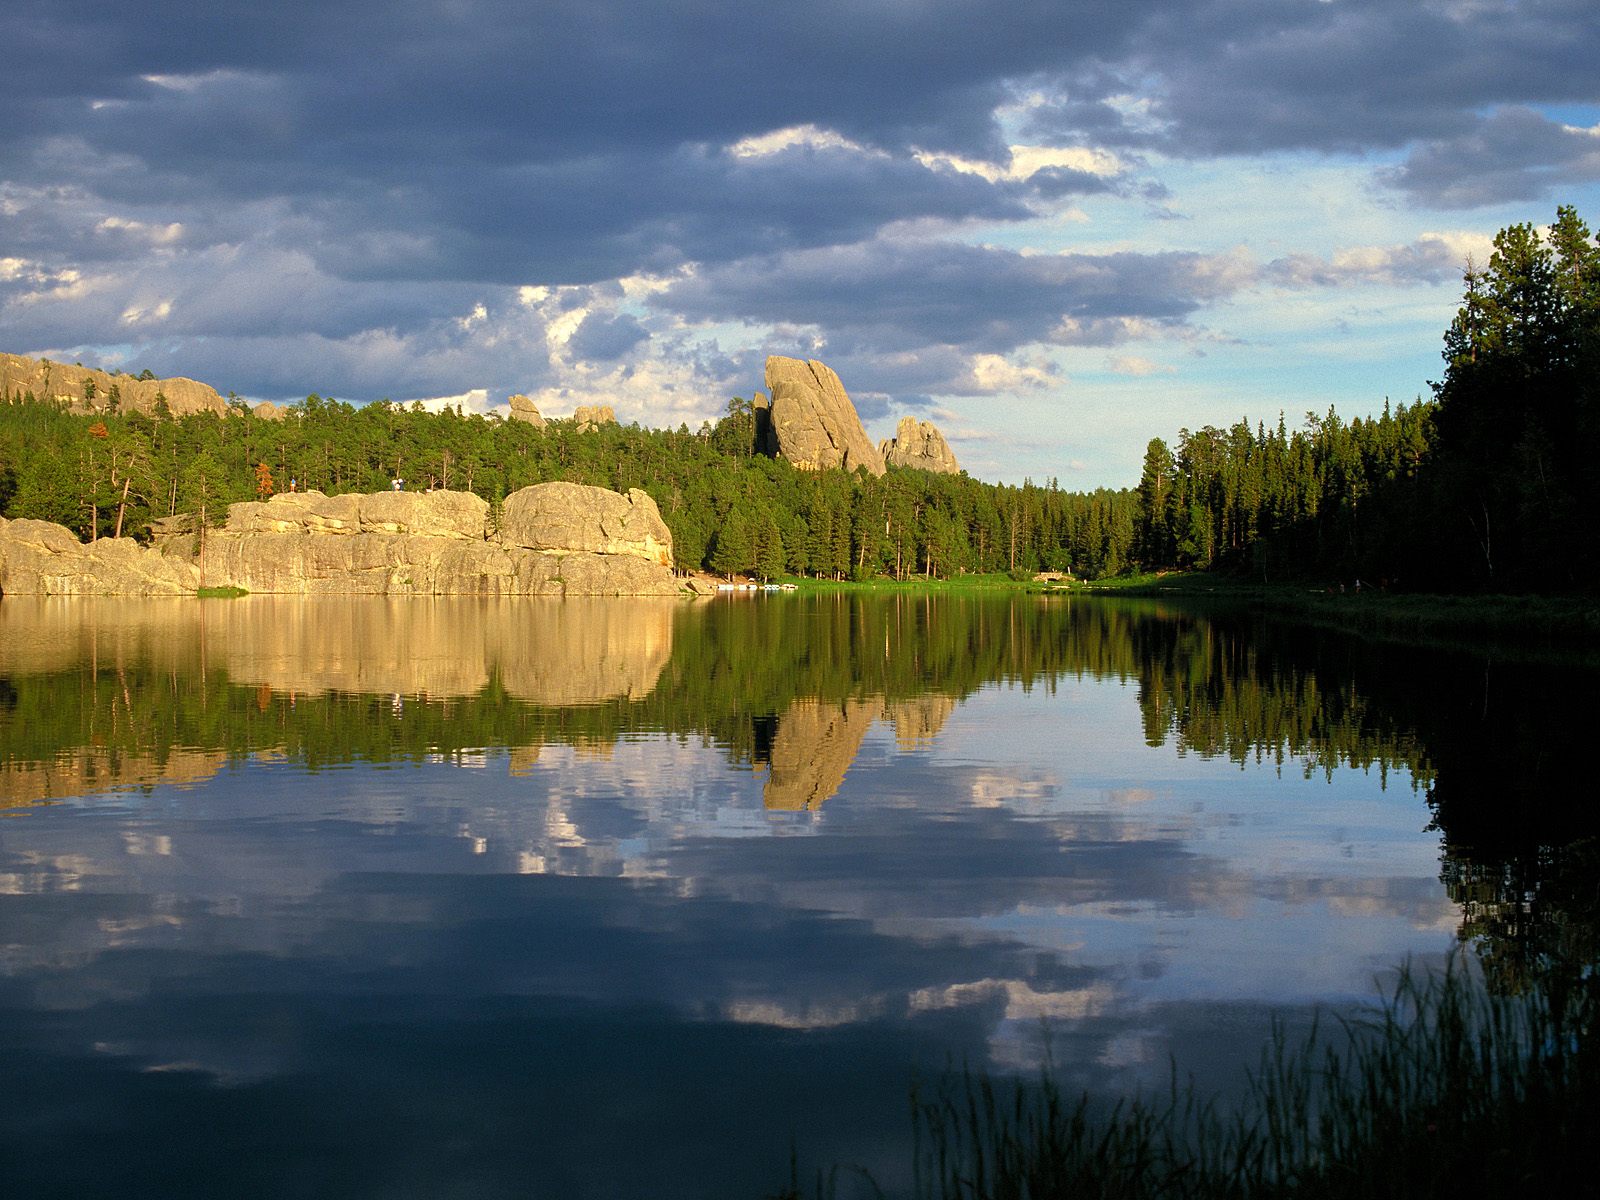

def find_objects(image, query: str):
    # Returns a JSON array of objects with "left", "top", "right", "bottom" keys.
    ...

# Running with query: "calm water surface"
[{"left": 0, "top": 594, "right": 1586, "bottom": 1197}]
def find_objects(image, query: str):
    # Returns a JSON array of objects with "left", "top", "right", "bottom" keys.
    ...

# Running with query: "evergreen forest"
[{"left": 2, "top": 206, "right": 1595, "bottom": 593}]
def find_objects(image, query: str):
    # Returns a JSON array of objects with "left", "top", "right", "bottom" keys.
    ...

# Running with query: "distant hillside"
[{"left": 0, "top": 352, "right": 284, "bottom": 421}]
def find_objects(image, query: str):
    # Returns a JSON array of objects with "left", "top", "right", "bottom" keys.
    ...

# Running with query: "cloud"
[
  {"left": 1380, "top": 107, "right": 1600, "bottom": 208},
  {"left": 1261, "top": 233, "right": 1494, "bottom": 288},
  {"left": 1107, "top": 355, "right": 1175, "bottom": 377},
  {"left": 565, "top": 311, "right": 650, "bottom": 363},
  {"left": 660, "top": 237, "right": 1246, "bottom": 355}
]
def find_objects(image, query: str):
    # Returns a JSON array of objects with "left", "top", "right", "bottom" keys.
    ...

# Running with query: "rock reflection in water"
[
  {"left": 0, "top": 595, "right": 674, "bottom": 704},
  {"left": 759, "top": 694, "right": 957, "bottom": 809}
]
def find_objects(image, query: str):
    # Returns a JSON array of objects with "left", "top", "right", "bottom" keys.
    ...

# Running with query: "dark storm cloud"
[
  {"left": 7, "top": 0, "right": 1590, "bottom": 292},
  {"left": 660, "top": 238, "right": 1242, "bottom": 356},
  {"left": 566, "top": 310, "right": 649, "bottom": 362},
  {"left": 1027, "top": 0, "right": 1600, "bottom": 204},
  {"left": 0, "top": 1, "right": 1139, "bottom": 286},
  {"left": 1380, "top": 107, "right": 1600, "bottom": 208}
]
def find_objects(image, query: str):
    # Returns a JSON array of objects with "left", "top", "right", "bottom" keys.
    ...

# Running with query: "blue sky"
[{"left": 3, "top": 0, "right": 1598, "bottom": 485}]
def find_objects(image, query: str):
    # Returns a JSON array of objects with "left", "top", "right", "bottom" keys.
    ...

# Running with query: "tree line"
[
  {"left": 1134, "top": 205, "right": 1599, "bottom": 592},
  {"left": 0, "top": 385, "right": 1137, "bottom": 580}
]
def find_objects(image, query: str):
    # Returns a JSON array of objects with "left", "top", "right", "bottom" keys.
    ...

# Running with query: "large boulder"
[
  {"left": 879, "top": 416, "right": 961, "bottom": 475},
  {"left": 0, "top": 516, "right": 201, "bottom": 596},
  {"left": 0, "top": 352, "right": 226, "bottom": 418},
  {"left": 572, "top": 404, "right": 616, "bottom": 432},
  {"left": 357, "top": 489, "right": 488, "bottom": 538},
  {"left": 762, "top": 357, "right": 885, "bottom": 475},
  {"left": 498, "top": 482, "right": 673, "bottom": 568},
  {"left": 508, "top": 393, "right": 546, "bottom": 427}
]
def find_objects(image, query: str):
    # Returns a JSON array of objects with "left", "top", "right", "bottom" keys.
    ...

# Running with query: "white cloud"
[
  {"left": 968, "top": 352, "right": 1056, "bottom": 393},
  {"left": 727, "top": 124, "right": 875, "bottom": 159},
  {"left": 97, "top": 216, "right": 183, "bottom": 245},
  {"left": 402, "top": 388, "right": 494, "bottom": 416},
  {"left": 120, "top": 298, "right": 173, "bottom": 325},
  {"left": 1107, "top": 355, "right": 1174, "bottom": 377}
]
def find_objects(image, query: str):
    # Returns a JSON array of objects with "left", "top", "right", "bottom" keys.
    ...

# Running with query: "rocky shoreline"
[{"left": 0, "top": 482, "right": 686, "bottom": 597}]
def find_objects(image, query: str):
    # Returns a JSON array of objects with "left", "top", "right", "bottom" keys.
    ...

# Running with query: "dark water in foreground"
[{"left": 0, "top": 594, "right": 1592, "bottom": 1198}]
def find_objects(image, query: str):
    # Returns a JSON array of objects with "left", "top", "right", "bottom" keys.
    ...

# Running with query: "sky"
[{"left": 3, "top": 1, "right": 1598, "bottom": 486}]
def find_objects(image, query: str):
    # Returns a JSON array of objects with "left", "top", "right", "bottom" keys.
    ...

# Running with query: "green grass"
[
  {"left": 195, "top": 585, "right": 248, "bottom": 598},
  {"left": 777, "top": 573, "right": 1053, "bottom": 594},
  {"left": 1069, "top": 571, "right": 1600, "bottom": 649},
  {"left": 772, "top": 958, "right": 1598, "bottom": 1199}
]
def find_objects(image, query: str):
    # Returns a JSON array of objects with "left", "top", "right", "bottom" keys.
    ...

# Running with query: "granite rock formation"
[
  {"left": 499, "top": 482, "right": 673, "bottom": 567},
  {"left": 1, "top": 352, "right": 227, "bottom": 418},
  {"left": 879, "top": 416, "right": 961, "bottom": 475},
  {"left": 762, "top": 357, "right": 885, "bottom": 475},
  {"left": 2, "top": 484, "right": 682, "bottom": 596},
  {"left": 572, "top": 404, "right": 616, "bottom": 431},
  {"left": 509, "top": 393, "right": 547, "bottom": 426},
  {"left": 0, "top": 516, "right": 202, "bottom": 595}
]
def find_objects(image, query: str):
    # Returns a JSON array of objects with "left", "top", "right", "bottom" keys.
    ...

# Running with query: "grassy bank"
[
  {"left": 1069, "top": 572, "right": 1600, "bottom": 649},
  {"left": 774, "top": 959, "right": 1598, "bottom": 1199},
  {"left": 779, "top": 572, "right": 1049, "bottom": 595},
  {"left": 747, "top": 569, "right": 1599, "bottom": 650}
]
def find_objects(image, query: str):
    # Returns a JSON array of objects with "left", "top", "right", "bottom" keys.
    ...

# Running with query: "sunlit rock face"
[
  {"left": 0, "top": 351, "right": 226, "bottom": 418},
  {"left": 508, "top": 393, "right": 546, "bottom": 427},
  {"left": 224, "top": 490, "right": 488, "bottom": 539},
  {"left": 1, "top": 485, "right": 681, "bottom": 597},
  {"left": 762, "top": 357, "right": 886, "bottom": 476},
  {"left": 879, "top": 416, "right": 961, "bottom": 475},
  {"left": 0, "top": 516, "right": 201, "bottom": 596},
  {"left": 498, "top": 482, "right": 674, "bottom": 569},
  {"left": 572, "top": 404, "right": 616, "bottom": 432}
]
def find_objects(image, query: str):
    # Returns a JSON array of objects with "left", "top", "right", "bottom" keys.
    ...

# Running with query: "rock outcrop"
[
  {"left": 879, "top": 416, "right": 961, "bottom": 475},
  {"left": 499, "top": 482, "right": 672, "bottom": 567},
  {"left": 1, "top": 352, "right": 227, "bottom": 419},
  {"left": 1, "top": 484, "right": 683, "bottom": 596},
  {"left": 0, "top": 516, "right": 201, "bottom": 595},
  {"left": 509, "top": 393, "right": 546, "bottom": 427},
  {"left": 762, "top": 357, "right": 886, "bottom": 476},
  {"left": 572, "top": 404, "right": 616, "bottom": 431},
  {"left": 252, "top": 400, "right": 286, "bottom": 421}
]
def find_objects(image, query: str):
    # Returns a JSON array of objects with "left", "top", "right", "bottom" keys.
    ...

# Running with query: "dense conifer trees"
[
  {"left": 0, "top": 390, "right": 1138, "bottom": 580},
  {"left": 1131, "top": 206, "right": 1598, "bottom": 592}
]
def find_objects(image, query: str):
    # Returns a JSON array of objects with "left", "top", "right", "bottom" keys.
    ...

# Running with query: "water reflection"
[{"left": 0, "top": 593, "right": 1593, "bottom": 1198}]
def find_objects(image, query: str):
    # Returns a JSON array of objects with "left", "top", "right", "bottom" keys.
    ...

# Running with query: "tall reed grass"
[{"left": 772, "top": 957, "right": 1596, "bottom": 1199}]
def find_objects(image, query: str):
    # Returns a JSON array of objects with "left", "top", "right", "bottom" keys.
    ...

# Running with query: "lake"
[{"left": 0, "top": 593, "right": 1589, "bottom": 1198}]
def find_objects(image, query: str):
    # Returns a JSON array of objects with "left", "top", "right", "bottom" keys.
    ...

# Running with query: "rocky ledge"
[{"left": 0, "top": 482, "right": 682, "bottom": 597}]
